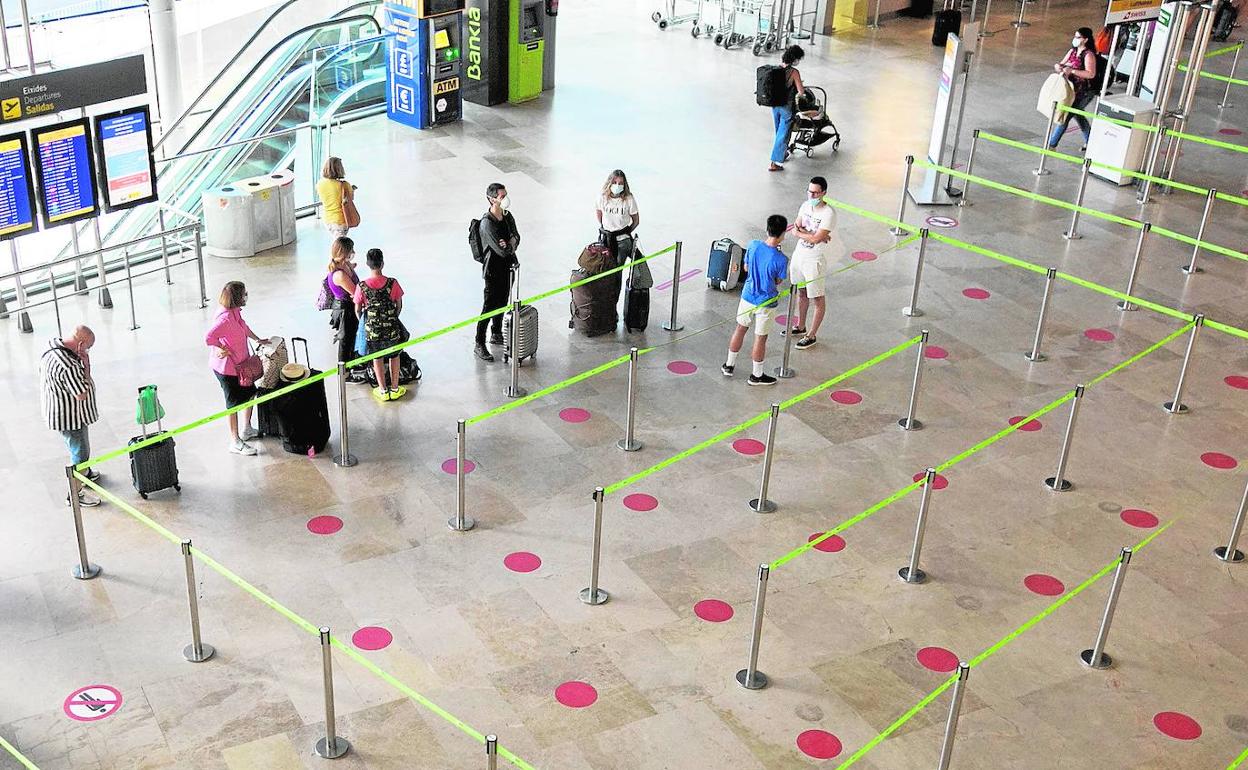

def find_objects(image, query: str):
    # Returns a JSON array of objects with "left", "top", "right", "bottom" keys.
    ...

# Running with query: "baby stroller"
[{"left": 788, "top": 86, "right": 840, "bottom": 158}]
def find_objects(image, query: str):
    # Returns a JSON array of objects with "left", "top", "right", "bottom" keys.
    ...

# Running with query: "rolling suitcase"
[
  {"left": 503, "top": 304, "right": 539, "bottom": 364},
  {"left": 569, "top": 269, "right": 622, "bottom": 337},
  {"left": 932, "top": 0, "right": 960, "bottom": 46},
  {"left": 707, "top": 238, "right": 745, "bottom": 291},
  {"left": 1212, "top": 2, "right": 1236, "bottom": 41},
  {"left": 623, "top": 259, "right": 651, "bottom": 332},
  {"left": 130, "top": 385, "right": 180, "bottom": 499},
  {"left": 274, "top": 337, "right": 331, "bottom": 455}
]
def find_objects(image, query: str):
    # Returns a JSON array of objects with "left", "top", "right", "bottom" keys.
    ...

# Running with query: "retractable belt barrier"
[
  {"left": 1057, "top": 104, "right": 1248, "bottom": 153},
  {"left": 0, "top": 735, "right": 37, "bottom": 770}
]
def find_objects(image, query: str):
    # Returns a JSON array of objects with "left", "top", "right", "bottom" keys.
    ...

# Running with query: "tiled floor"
[{"left": 2, "top": 0, "right": 1247, "bottom": 767}]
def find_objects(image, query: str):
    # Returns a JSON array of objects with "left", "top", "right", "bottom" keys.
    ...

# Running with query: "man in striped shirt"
[{"left": 39, "top": 326, "right": 101, "bottom": 507}]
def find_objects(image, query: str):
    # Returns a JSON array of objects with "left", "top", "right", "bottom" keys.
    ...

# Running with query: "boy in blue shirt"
[{"left": 722, "top": 215, "right": 789, "bottom": 386}]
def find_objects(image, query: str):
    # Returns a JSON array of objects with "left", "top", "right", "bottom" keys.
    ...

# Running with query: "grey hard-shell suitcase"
[{"left": 503, "top": 304, "right": 539, "bottom": 364}]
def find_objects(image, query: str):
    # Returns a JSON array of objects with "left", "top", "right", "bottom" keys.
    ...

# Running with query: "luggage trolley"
[
  {"left": 715, "top": 0, "right": 782, "bottom": 54},
  {"left": 652, "top": 0, "right": 699, "bottom": 29},
  {"left": 691, "top": 0, "right": 727, "bottom": 39}
]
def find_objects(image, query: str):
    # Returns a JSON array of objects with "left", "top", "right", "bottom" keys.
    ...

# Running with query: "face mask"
[
  {"left": 610, "top": 183, "right": 624, "bottom": 196},
  {"left": 1071, "top": 37, "right": 1081, "bottom": 48},
  {"left": 498, "top": 195, "right": 511, "bottom": 211}
]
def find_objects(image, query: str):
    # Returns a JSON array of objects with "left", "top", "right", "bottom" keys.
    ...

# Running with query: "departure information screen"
[
  {"left": 33, "top": 118, "right": 98, "bottom": 228},
  {"left": 0, "top": 132, "right": 37, "bottom": 240},
  {"left": 94, "top": 106, "right": 157, "bottom": 212}
]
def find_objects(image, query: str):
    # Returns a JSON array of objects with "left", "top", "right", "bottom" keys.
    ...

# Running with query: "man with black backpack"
[
  {"left": 469, "top": 182, "right": 520, "bottom": 362},
  {"left": 756, "top": 45, "right": 806, "bottom": 172}
]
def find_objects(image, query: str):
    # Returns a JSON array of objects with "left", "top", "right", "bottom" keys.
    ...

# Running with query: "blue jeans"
[
  {"left": 771, "top": 106, "right": 794, "bottom": 164},
  {"left": 60, "top": 427, "right": 90, "bottom": 466},
  {"left": 1049, "top": 92, "right": 1093, "bottom": 148}
]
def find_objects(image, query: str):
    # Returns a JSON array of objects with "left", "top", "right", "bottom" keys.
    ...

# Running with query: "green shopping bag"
[{"left": 135, "top": 384, "right": 165, "bottom": 426}]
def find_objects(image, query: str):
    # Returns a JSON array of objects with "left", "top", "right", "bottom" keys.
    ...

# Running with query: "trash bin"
[
  {"left": 201, "top": 186, "right": 256, "bottom": 258},
  {"left": 1087, "top": 95, "right": 1157, "bottom": 186},
  {"left": 200, "top": 171, "right": 298, "bottom": 257}
]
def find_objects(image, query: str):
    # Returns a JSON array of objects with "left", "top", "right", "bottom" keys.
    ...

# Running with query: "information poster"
[
  {"left": 93, "top": 106, "right": 157, "bottom": 212},
  {"left": 0, "top": 131, "right": 38, "bottom": 241},
  {"left": 33, "top": 118, "right": 98, "bottom": 228}
]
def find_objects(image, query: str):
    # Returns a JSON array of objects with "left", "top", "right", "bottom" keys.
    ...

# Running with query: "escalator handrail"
[{"left": 154, "top": 0, "right": 382, "bottom": 152}]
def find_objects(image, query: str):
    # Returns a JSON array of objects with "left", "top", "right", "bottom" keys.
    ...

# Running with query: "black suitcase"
[
  {"left": 256, "top": 386, "right": 283, "bottom": 437},
  {"left": 932, "top": 4, "right": 961, "bottom": 46},
  {"left": 1212, "top": 2, "right": 1236, "bottom": 41},
  {"left": 274, "top": 337, "right": 331, "bottom": 455},
  {"left": 623, "top": 286, "right": 650, "bottom": 332},
  {"left": 129, "top": 387, "right": 179, "bottom": 499}
]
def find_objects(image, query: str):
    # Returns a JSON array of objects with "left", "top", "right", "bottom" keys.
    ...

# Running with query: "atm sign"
[{"left": 434, "top": 77, "right": 460, "bottom": 95}]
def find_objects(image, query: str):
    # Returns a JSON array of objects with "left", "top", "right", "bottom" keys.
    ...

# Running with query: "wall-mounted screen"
[
  {"left": 0, "top": 131, "right": 38, "bottom": 241},
  {"left": 92, "top": 105, "right": 158, "bottom": 212},
  {"left": 32, "top": 118, "right": 98, "bottom": 229}
]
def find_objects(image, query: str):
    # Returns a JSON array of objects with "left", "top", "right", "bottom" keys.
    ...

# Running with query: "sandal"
[{"left": 768, "top": 163, "right": 784, "bottom": 172}]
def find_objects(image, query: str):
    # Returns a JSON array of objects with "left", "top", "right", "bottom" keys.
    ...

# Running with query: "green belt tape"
[
  {"left": 345, "top": 305, "right": 508, "bottom": 370},
  {"left": 0, "top": 735, "right": 39, "bottom": 770},
  {"left": 839, "top": 519, "right": 1174, "bottom": 769},
  {"left": 779, "top": 334, "right": 922, "bottom": 410},
  {"left": 1055, "top": 270, "right": 1192, "bottom": 322},
  {"left": 1229, "top": 745, "right": 1248, "bottom": 770},
  {"left": 1195, "top": 69, "right": 1248, "bottom": 86},
  {"left": 925, "top": 231, "right": 1047, "bottom": 276},
  {"left": 1059, "top": 103, "right": 1158, "bottom": 133},
  {"left": 1208, "top": 319, "right": 1248, "bottom": 341},
  {"left": 467, "top": 350, "right": 644, "bottom": 425},
  {"left": 1057, "top": 103, "right": 1246, "bottom": 151},
  {"left": 1205, "top": 41, "right": 1245, "bottom": 58},
  {"left": 1090, "top": 322, "right": 1194, "bottom": 388},
  {"left": 1178, "top": 130, "right": 1248, "bottom": 154},
  {"left": 522, "top": 243, "right": 676, "bottom": 306},
  {"left": 82, "top": 475, "right": 535, "bottom": 768}
]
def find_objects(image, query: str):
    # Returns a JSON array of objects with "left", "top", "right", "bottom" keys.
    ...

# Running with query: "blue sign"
[
  {"left": 0, "top": 132, "right": 37, "bottom": 240},
  {"left": 384, "top": 2, "right": 423, "bottom": 129},
  {"left": 33, "top": 118, "right": 98, "bottom": 229}
]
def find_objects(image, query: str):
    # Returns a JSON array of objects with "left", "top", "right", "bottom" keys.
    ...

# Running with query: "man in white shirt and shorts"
[{"left": 787, "top": 176, "right": 839, "bottom": 350}]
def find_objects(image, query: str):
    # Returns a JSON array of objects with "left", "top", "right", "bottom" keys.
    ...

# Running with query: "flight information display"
[
  {"left": 33, "top": 118, "right": 98, "bottom": 228},
  {"left": 93, "top": 106, "right": 157, "bottom": 212},
  {"left": 0, "top": 131, "right": 38, "bottom": 241}
]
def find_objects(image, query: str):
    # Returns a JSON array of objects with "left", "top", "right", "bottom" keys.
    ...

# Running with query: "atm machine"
[
  {"left": 384, "top": 0, "right": 466, "bottom": 129},
  {"left": 509, "top": 0, "right": 546, "bottom": 103},
  {"left": 464, "top": 0, "right": 557, "bottom": 105}
]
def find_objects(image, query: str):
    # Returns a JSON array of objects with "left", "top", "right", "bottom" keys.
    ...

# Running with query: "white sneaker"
[
  {"left": 229, "top": 439, "right": 258, "bottom": 456},
  {"left": 66, "top": 491, "right": 101, "bottom": 507},
  {"left": 240, "top": 426, "right": 259, "bottom": 441}
]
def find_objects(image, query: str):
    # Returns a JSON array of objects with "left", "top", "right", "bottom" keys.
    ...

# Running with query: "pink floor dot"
[
  {"left": 554, "top": 681, "right": 597, "bottom": 708},
  {"left": 962, "top": 288, "right": 991, "bottom": 300},
  {"left": 306, "top": 515, "right": 343, "bottom": 535},
  {"left": 667, "top": 360, "right": 698, "bottom": 375},
  {"left": 774, "top": 314, "right": 794, "bottom": 328},
  {"left": 1202, "top": 452, "right": 1239, "bottom": 470},
  {"left": 1009, "top": 416, "right": 1043, "bottom": 432},
  {"left": 850, "top": 250, "right": 878, "bottom": 261},
  {"left": 1218, "top": 128, "right": 1243, "bottom": 136},
  {"left": 732, "top": 438, "right": 766, "bottom": 456},
  {"left": 924, "top": 345, "right": 949, "bottom": 360},
  {"left": 559, "top": 407, "right": 591, "bottom": 423},
  {"left": 1225, "top": 375, "right": 1248, "bottom": 390},
  {"left": 623, "top": 493, "right": 658, "bottom": 512},
  {"left": 693, "top": 599, "right": 735, "bottom": 622},
  {"left": 913, "top": 472, "right": 949, "bottom": 490},
  {"left": 808, "top": 532, "right": 847, "bottom": 553},
  {"left": 503, "top": 551, "right": 542, "bottom": 573},
  {"left": 830, "top": 389, "right": 862, "bottom": 405},
  {"left": 441, "top": 458, "right": 476, "bottom": 475},
  {"left": 796, "top": 729, "right": 843, "bottom": 760},
  {"left": 1023, "top": 573, "right": 1065, "bottom": 596},
  {"left": 1154, "top": 711, "right": 1202, "bottom": 740},
  {"left": 916, "top": 646, "right": 960, "bottom": 673},
  {"left": 1084, "top": 328, "right": 1116, "bottom": 342},
  {"left": 1120, "top": 508, "right": 1160, "bottom": 529},
  {"left": 351, "top": 626, "right": 393, "bottom": 651}
]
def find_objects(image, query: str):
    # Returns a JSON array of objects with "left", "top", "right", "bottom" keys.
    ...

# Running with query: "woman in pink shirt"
[{"left": 205, "top": 281, "right": 267, "bottom": 455}]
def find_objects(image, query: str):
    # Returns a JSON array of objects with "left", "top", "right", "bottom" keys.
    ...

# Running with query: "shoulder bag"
[{"left": 342, "top": 181, "right": 361, "bottom": 228}]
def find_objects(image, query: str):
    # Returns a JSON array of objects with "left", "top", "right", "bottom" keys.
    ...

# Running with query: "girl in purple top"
[
  {"left": 204, "top": 281, "right": 267, "bottom": 455},
  {"left": 326, "top": 237, "right": 366, "bottom": 382}
]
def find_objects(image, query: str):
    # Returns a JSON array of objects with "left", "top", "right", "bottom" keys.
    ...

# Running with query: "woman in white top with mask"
[{"left": 596, "top": 169, "right": 640, "bottom": 262}]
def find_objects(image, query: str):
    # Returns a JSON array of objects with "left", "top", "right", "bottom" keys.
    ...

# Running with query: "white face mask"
[
  {"left": 497, "top": 195, "right": 511, "bottom": 211},
  {"left": 610, "top": 183, "right": 624, "bottom": 196},
  {"left": 1071, "top": 37, "right": 1081, "bottom": 48}
]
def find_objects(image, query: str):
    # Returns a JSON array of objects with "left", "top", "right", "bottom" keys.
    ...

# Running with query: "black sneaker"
[
  {"left": 490, "top": 332, "right": 505, "bottom": 346},
  {"left": 780, "top": 327, "right": 806, "bottom": 338},
  {"left": 748, "top": 373, "right": 778, "bottom": 386},
  {"left": 721, "top": 363, "right": 735, "bottom": 377},
  {"left": 474, "top": 344, "right": 495, "bottom": 362},
  {"left": 84, "top": 467, "right": 101, "bottom": 483},
  {"left": 345, "top": 369, "right": 369, "bottom": 384},
  {"left": 795, "top": 336, "right": 818, "bottom": 350}
]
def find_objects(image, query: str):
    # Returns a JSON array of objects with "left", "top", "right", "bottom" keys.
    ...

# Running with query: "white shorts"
[
  {"left": 325, "top": 222, "right": 350, "bottom": 238},
  {"left": 790, "top": 254, "right": 827, "bottom": 299},
  {"left": 736, "top": 298, "right": 775, "bottom": 336}
]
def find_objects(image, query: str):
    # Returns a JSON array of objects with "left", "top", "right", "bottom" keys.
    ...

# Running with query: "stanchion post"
[
  {"left": 1079, "top": 547, "right": 1132, "bottom": 669},
  {"left": 180, "top": 539, "right": 215, "bottom": 663},
  {"left": 899, "top": 468, "right": 936, "bottom": 584},
  {"left": 1163, "top": 314, "right": 1203, "bottom": 414},
  {"left": 1116, "top": 223, "right": 1151, "bottom": 311},
  {"left": 1214, "top": 476, "right": 1248, "bottom": 563},
  {"left": 898, "top": 330, "right": 929, "bottom": 431},
  {"left": 980, "top": 0, "right": 995, "bottom": 36},
  {"left": 935, "top": 663, "right": 971, "bottom": 770},
  {"left": 1024, "top": 267, "right": 1057, "bottom": 362},
  {"left": 332, "top": 363, "right": 357, "bottom": 468},
  {"left": 958, "top": 131, "right": 979, "bottom": 208},
  {"left": 49, "top": 262, "right": 62, "bottom": 338},
  {"left": 158, "top": 209, "right": 172, "bottom": 285},
  {"left": 1045, "top": 384, "right": 1084, "bottom": 491},
  {"left": 868, "top": 0, "right": 883, "bottom": 28},
  {"left": 734, "top": 564, "right": 771, "bottom": 690},
  {"left": 70, "top": 225, "right": 86, "bottom": 293},
  {"left": 122, "top": 248, "right": 139, "bottom": 331},
  {"left": 579, "top": 488, "right": 610, "bottom": 605},
  {"left": 313, "top": 627, "right": 351, "bottom": 759},
  {"left": 1034, "top": 103, "right": 1057, "bottom": 175},
  {"left": 617, "top": 347, "right": 643, "bottom": 451},
  {"left": 662, "top": 241, "right": 685, "bottom": 332},
  {"left": 1218, "top": 44, "right": 1240, "bottom": 108},
  {"left": 902, "top": 229, "right": 929, "bottom": 317},
  {"left": 891, "top": 155, "right": 914, "bottom": 235},
  {"left": 1062, "top": 159, "right": 1092, "bottom": 239},
  {"left": 66, "top": 467, "right": 100, "bottom": 580},
  {"left": 193, "top": 225, "right": 208, "bottom": 308},
  {"left": 449, "top": 419, "right": 476, "bottom": 532},
  {"left": 1181, "top": 188, "right": 1215, "bottom": 274},
  {"left": 1137, "top": 126, "right": 1168, "bottom": 203},
  {"left": 90, "top": 218, "right": 112, "bottom": 309},
  {"left": 749, "top": 404, "right": 781, "bottom": 513},
  {"left": 486, "top": 735, "right": 498, "bottom": 770},
  {"left": 774, "top": 290, "right": 797, "bottom": 379},
  {"left": 1011, "top": 0, "right": 1029, "bottom": 27}
]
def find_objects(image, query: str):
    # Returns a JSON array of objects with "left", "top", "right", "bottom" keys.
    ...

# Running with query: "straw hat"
[{"left": 280, "top": 362, "right": 309, "bottom": 381}]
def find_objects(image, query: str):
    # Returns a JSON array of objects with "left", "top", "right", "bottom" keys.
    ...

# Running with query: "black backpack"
[
  {"left": 755, "top": 65, "right": 790, "bottom": 107},
  {"left": 468, "top": 216, "right": 486, "bottom": 263}
]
